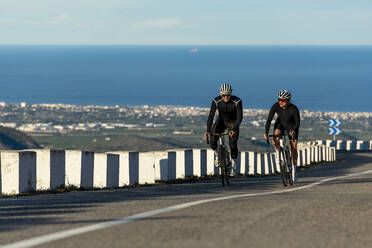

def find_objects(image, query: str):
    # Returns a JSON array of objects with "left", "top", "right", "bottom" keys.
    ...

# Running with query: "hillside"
[{"left": 0, "top": 126, "right": 40, "bottom": 150}]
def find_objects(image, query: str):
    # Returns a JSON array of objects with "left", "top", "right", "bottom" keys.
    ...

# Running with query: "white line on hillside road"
[{"left": 2, "top": 169, "right": 372, "bottom": 248}]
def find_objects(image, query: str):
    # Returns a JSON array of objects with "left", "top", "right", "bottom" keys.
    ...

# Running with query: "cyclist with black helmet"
[
  {"left": 204, "top": 83, "right": 243, "bottom": 175},
  {"left": 264, "top": 89, "right": 300, "bottom": 180}
]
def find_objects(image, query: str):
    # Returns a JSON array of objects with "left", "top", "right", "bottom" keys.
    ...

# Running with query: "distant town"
[
  {"left": 0, "top": 102, "right": 370, "bottom": 152},
  {"left": 0, "top": 102, "right": 370, "bottom": 133}
]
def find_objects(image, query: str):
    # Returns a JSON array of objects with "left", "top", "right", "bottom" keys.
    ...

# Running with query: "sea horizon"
[{"left": 0, "top": 45, "right": 371, "bottom": 112}]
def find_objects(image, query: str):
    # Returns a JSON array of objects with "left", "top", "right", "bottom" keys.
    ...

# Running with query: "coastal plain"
[{"left": 0, "top": 103, "right": 370, "bottom": 152}]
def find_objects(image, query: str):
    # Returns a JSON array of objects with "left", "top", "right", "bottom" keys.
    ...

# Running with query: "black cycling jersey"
[
  {"left": 207, "top": 95, "right": 243, "bottom": 133},
  {"left": 265, "top": 102, "right": 300, "bottom": 135}
]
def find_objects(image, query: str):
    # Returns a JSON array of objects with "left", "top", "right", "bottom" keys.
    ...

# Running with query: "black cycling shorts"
[{"left": 273, "top": 122, "right": 299, "bottom": 140}]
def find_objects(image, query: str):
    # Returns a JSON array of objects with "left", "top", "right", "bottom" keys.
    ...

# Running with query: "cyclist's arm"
[
  {"left": 265, "top": 104, "right": 276, "bottom": 135},
  {"left": 233, "top": 99, "right": 243, "bottom": 131},
  {"left": 290, "top": 105, "right": 300, "bottom": 130},
  {"left": 294, "top": 106, "right": 300, "bottom": 129},
  {"left": 206, "top": 100, "right": 217, "bottom": 133}
]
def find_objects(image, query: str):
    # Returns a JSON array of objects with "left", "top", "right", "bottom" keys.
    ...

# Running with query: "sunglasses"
[
  {"left": 278, "top": 99, "right": 287, "bottom": 102},
  {"left": 222, "top": 94, "right": 231, "bottom": 98}
]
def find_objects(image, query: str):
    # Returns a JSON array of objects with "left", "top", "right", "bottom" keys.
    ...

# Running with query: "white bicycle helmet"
[
  {"left": 278, "top": 89, "right": 291, "bottom": 100},
  {"left": 219, "top": 83, "right": 232, "bottom": 96}
]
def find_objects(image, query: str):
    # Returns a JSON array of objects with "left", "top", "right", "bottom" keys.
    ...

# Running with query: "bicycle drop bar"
[
  {"left": 268, "top": 130, "right": 294, "bottom": 138},
  {"left": 213, "top": 132, "right": 229, "bottom": 136},
  {"left": 267, "top": 130, "right": 294, "bottom": 144}
]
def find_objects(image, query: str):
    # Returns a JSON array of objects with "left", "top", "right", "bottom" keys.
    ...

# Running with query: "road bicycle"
[
  {"left": 267, "top": 130, "right": 295, "bottom": 186},
  {"left": 207, "top": 132, "right": 231, "bottom": 187}
]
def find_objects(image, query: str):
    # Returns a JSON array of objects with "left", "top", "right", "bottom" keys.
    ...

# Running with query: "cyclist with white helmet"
[
  {"left": 204, "top": 83, "right": 243, "bottom": 175},
  {"left": 264, "top": 89, "right": 300, "bottom": 180}
]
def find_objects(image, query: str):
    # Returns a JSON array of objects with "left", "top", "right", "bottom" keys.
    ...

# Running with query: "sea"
[{"left": 0, "top": 45, "right": 371, "bottom": 112}]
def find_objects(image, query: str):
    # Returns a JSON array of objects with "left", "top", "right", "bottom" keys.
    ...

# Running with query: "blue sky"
[{"left": 0, "top": 0, "right": 371, "bottom": 45}]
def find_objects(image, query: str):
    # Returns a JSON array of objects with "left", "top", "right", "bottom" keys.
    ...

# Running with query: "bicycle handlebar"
[
  {"left": 213, "top": 132, "right": 229, "bottom": 136},
  {"left": 266, "top": 130, "right": 294, "bottom": 145},
  {"left": 205, "top": 132, "right": 229, "bottom": 145}
]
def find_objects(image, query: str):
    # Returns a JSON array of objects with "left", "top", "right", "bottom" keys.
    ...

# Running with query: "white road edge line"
[{"left": 2, "top": 169, "right": 372, "bottom": 248}]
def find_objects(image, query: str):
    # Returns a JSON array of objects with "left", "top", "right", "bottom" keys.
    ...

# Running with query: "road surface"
[{"left": 1, "top": 151, "right": 372, "bottom": 248}]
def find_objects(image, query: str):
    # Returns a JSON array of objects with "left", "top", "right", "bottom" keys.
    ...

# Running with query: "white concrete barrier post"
[
  {"left": 356, "top": 140, "right": 369, "bottom": 151},
  {"left": 337, "top": 140, "right": 346, "bottom": 150},
  {"left": 184, "top": 149, "right": 194, "bottom": 177},
  {"left": 331, "top": 147, "right": 337, "bottom": 161},
  {"left": 138, "top": 152, "right": 155, "bottom": 184},
  {"left": 257, "top": 153, "right": 264, "bottom": 175},
  {"left": 206, "top": 149, "right": 215, "bottom": 176},
  {"left": 169, "top": 149, "right": 193, "bottom": 179},
  {"left": 322, "top": 146, "right": 326, "bottom": 162},
  {"left": 264, "top": 153, "right": 273, "bottom": 175},
  {"left": 93, "top": 153, "right": 107, "bottom": 189},
  {"left": 306, "top": 147, "right": 311, "bottom": 166},
  {"left": 314, "top": 146, "right": 319, "bottom": 163},
  {"left": 106, "top": 154, "right": 119, "bottom": 188},
  {"left": 1, "top": 151, "right": 36, "bottom": 195},
  {"left": 1, "top": 151, "right": 20, "bottom": 195},
  {"left": 129, "top": 152, "right": 139, "bottom": 185},
  {"left": 50, "top": 150, "right": 66, "bottom": 190},
  {"left": 325, "top": 140, "right": 333, "bottom": 147},
  {"left": 329, "top": 147, "right": 333, "bottom": 161},
  {"left": 297, "top": 149, "right": 304, "bottom": 167},
  {"left": 370, "top": 140, "right": 372, "bottom": 151},
  {"left": 29, "top": 149, "right": 51, "bottom": 191},
  {"left": 153, "top": 151, "right": 169, "bottom": 181},
  {"left": 318, "top": 146, "right": 322, "bottom": 162},
  {"left": 65, "top": 150, "right": 83, "bottom": 188},
  {"left": 271, "top": 153, "right": 280, "bottom": 173},
  {"left": 326, "top": 147, "right": 330, "bottom": 162},
  {"left": 309, "top": 147, "right": 314, "bottom": 163},
  {"left": 192, "top": 149, "right": 201, "bottom": 177},
  {"left": 239, "top": 152, "right": 248, "bottom": 175},
  {"left": 81, "top": 151, "right": 94, "bottom": 189},
  {"left": 248, "top": 151, "right": 257, "bottom": 175},
  {"left": 19, "top": 152, "right": 37, "bottom": 193},
  {"left": 346, "top": 140, "right": 356, "bottom": 151},
  {"left": 192, "top": 149, "right": 207, "bottom": 177},
  {"left": 167, "top": 151, "right": 177, "bottom": 180},
  {"left": 174, "top": 149, "right": 186, "bottom": 179},
  {"left": 107, "top": 152, "right": 130, "bottom": 187},
  {"left": 320, "top": 146, "right": 324, "bottom": 162}
]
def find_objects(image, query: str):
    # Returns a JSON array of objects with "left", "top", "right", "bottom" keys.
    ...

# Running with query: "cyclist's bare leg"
[
  {"left": 290, "top": 139, "right": 298, "bottom": 166},
  {"left": 272, "top": 129, "right": 281, "bottom": 149},
  {"left": 272, "top": 129, "right": 281, "bottom": 165}
]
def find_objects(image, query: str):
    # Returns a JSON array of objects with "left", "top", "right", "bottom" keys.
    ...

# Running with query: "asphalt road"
[{"left": 1, "top": 151, "right": 372, "bottom": 248}]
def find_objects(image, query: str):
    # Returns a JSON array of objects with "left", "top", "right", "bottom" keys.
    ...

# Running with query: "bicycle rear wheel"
[{"left": 279, "top": 148, "right": 288, "bottom": 186}]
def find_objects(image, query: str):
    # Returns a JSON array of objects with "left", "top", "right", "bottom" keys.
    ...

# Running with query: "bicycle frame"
[
  {"left": 268, "top": 130, "right": 294, "bottom": 186},
  {"left": 207, "top": 132, "right": 231, "bottom": 186}
]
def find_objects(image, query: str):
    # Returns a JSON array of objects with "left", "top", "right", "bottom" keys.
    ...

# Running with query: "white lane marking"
[{"left": 2, "top": 169, "right": 372, "bottom": 248}]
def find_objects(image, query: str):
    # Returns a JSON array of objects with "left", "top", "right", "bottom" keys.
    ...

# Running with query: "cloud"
[
  {"left": 0, "top": 20, "right": 17, "bottom": 27},
  {"left": 75, "top": 22, "right": 105, "bottom": 28},
  {"left": 50, "top": 13, "right": 71, "bottom": 24},
  {"left": 132, "top": 18, "right": 181, "bottom": 29}
]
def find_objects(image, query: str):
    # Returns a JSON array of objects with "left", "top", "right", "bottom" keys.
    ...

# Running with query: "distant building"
[{"left": 173, "top": 131, "right": 192, "bottom": 135}]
